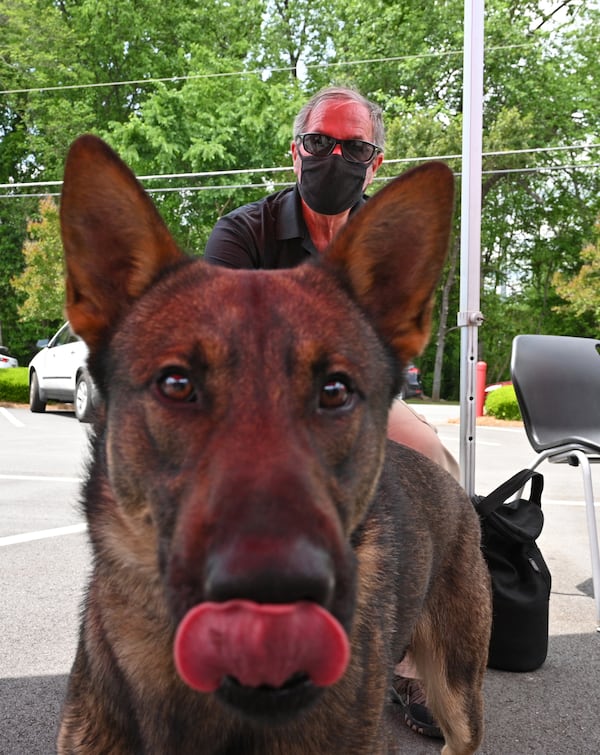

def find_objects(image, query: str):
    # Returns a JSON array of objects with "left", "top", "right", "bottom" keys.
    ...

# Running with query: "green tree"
[
  {"left": 11, "top": 197, "right": 64, "bottom": 326},
  {"left": 553, "top": 220, "right": 600, "bottom": 325},
  {"left": 0, "top": 0, "right": 277, "bottom": 343},
  {"left": 106, "top": 73, "right": 303, "bottom": 253},
  {"left": 0, "top": 200, "right": 33, "bottom": 358}
]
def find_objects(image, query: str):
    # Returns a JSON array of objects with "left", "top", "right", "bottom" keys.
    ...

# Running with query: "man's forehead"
[{"left": 307, "top": 100, "right": 372, "bottom": 139}]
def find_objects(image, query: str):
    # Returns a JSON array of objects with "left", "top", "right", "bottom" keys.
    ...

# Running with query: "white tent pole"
[{"left": 458, "top": 0, "right": 485, "bottom": 496}]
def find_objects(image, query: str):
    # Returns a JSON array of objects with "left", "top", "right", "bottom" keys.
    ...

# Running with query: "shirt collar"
[
  {"left": 276, "top": 186, "right": 305, "bottom": 242},
  {"left": 276, "top": 185, "right": 368, "bottom": 244}
]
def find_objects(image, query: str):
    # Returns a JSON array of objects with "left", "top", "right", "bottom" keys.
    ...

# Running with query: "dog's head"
[{"left": 60, "top": 136, "right": 454, "bottom": 721}]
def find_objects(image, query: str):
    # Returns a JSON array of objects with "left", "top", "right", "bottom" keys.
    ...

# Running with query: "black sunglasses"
[{"left": 296, "top": 133, "right": 382, "bottom": 164}]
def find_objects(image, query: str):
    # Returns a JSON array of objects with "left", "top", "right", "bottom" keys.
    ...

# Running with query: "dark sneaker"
[{"left": 391, "top": 676, "right": 443, "bottom": 739}]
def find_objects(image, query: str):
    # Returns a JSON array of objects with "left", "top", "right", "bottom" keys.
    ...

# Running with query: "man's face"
[{"left": 291, "top": 99, "right": 384, "bottom": 191}]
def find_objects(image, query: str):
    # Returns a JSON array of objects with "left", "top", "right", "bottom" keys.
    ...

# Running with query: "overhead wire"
[
  {"left": 1, "top": 143, "right": 598, "bottom": 199},
  {"left": 0, "top": 42, "right": 544, "bottom": 97},
  {"left": 3, "top": 163, "right": 599, "bottom": 200},
  {"left": 3, "top": 17, "right": 593, "bottom": 97}
]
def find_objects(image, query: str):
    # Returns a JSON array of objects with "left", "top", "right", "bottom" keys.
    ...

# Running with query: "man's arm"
[{"left": 204, "top": 215, "right": 259, "bottom": 269}]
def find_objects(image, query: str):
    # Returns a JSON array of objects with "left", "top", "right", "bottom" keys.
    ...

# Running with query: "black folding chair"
[{"left": 511, "top": 334, "right": 600, "bottom": 630}]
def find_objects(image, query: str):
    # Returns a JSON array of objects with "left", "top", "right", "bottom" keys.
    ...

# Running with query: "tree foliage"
[
  {"left": 11, "top": 197, "right": 64, "bottom": 326},
  {"left": 554, "top": 220, "right": 600, "bottom": 324}
]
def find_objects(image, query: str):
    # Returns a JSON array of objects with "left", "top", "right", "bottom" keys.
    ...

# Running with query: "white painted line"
[
  {"left": 544, "top": 498, "right": 599, "bottom": 508},
  {"left": 0, "top": 523, "right": 87, "bottom": 547},
  {"left": 437, "top": 434, "right": 501, "bottom": 448},
  {"left": 475, "top": 426, "right": 524, "bottom": 433},
  {"left": 0, "top": 407, "right": 24, "bottom": 427},
  {"left": 0, "top": 474, "right": 82, "bottom": 483}
]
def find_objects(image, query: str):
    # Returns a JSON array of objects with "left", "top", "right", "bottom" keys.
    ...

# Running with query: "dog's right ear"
[
  {"left": 60, "top": 135, "right": 185, "bottom": 352},
  {"left": 322, "top": 162, "right": 455, "bottom": 366}
]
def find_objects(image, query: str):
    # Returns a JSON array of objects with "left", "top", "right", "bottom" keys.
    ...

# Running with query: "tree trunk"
[{"left": 431, "top": 237, "right": 459, "bottom": 401}]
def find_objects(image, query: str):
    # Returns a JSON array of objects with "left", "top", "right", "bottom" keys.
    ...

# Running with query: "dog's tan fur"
[{"left": 57, "top": 135, "right": 491, "bottom": 755}]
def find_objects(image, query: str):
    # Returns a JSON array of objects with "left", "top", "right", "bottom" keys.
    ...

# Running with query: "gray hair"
[{"left": 293, "top": 86, "right": 385, "bottom": 150}]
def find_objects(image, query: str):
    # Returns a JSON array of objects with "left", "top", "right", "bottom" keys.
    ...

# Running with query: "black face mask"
[{"left": 297, "top": 155, "right": 368, "bottom": 215}]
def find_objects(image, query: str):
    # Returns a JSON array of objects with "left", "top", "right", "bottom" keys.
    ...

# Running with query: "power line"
[
  {"left": 0, "top": 165, "right": 293, "bottom": 190},
  {"left": 2, "top": 143, "right": 598, "bottom": 193},
  {"left": 479, "top": 161, "right": 600, "bottom": 176},
  {"left": 0, "top": 42, "right": 552, "bottom": 97},
  {"left": 2, "top": 162, "right": 598, "bottom": 201}
]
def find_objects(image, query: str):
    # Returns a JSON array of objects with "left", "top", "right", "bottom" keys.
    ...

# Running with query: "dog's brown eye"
[
  {"left": 157, "top": 371, "right": 196, "bottom": 402},
  {"left": 319, "top": 377, "right": 353, "bottom": 410}
]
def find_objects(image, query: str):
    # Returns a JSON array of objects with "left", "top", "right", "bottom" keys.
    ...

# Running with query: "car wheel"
[
  {"left": 75, "top": 372, "right": 94, "bottom": 423},
  {"left": 29, "top": 371, "right": 46, "bottom": 413}
]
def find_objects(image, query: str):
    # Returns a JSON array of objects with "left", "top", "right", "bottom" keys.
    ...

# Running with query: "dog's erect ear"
[
  {"left": 60, "top": 135, "right": 185, "bottom": 352},
  {"left": 323, "top": 162, "right": 455, "bottom": 365}
]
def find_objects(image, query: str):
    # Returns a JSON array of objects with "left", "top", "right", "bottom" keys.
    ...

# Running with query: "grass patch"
[{"left": 0, "top": 367, "right": 29, "bottom": 404}]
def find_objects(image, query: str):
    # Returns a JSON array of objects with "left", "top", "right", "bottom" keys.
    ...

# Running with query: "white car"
[
  {"left": 28, "top": 322, "right": 97, "bottom": 422},
  {"left": 0, "top": 346, "right": 18, "bottom": 368}
]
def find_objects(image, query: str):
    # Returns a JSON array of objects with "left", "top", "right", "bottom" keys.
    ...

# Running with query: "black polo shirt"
[{"left": 204, "top": 185, "right": 367, "bottom": 269}]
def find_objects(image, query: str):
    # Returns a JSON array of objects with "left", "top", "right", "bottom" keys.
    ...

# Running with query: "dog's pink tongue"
[{"left": 174, "top": 600, "right": 349, "bottom": 692}]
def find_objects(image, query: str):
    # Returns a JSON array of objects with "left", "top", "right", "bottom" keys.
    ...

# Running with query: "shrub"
[
  {"left": 0, "top": 367, "right": 30, "bottom": 404},
  {"left": 484, "top": 384, "right": 522, "bottom": 421}
]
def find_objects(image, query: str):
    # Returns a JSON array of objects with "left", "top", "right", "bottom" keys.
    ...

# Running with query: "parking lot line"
[
  {"left": 0, "top": 523, "right": 87, "bottom": 547},
  {"left": 0, "top": 407, "right": 25, "bottom": 427},
  {"left": 0, "top": 473, "right": 82, "bottom": 483}
]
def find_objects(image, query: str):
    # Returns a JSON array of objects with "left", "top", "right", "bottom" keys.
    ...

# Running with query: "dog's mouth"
[
  {"left": 173, "top": 599, "right": 349, "bottom": 716},
  {"left": 216, "top": 672, "right": 321, "bottom": 721}
]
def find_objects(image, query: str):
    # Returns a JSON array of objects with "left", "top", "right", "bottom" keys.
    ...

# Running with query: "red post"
[{"left": 476, "top": 361, "right": 487, "bottom": 417}]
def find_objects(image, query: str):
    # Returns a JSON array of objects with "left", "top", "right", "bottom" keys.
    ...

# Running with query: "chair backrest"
[{"left": 511, "top": 334, "right": 600, "bottom": 453}]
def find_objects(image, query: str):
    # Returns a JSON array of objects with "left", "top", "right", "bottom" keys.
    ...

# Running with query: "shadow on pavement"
[
  {"left": 1, "top": 674, "right": 67, "bottom": 755},
  {"left": 3, "top": 631, "right": 599, "bottom": 754}
]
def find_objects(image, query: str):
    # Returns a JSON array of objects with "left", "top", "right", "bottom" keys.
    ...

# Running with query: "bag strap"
[{"left": 475, "top": 469, "right": 544, "bottom": 518}]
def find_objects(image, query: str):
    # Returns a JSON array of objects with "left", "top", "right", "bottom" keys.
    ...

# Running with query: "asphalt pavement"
[{"left": 1, "top": 404, "right": 599, "bottom": 754}]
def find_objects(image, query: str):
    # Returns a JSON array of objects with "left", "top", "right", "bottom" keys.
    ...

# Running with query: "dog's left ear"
[
  {"left": 60, "top": 135, "right": 185, "bottom": 352},
  {"left": 323, "top": 162, "right": 455, "bottom": 364}
]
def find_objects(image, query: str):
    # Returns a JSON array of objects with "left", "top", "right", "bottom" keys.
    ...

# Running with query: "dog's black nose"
[{"left": 204, "top": 536, "right": 335, "bottom": 608}]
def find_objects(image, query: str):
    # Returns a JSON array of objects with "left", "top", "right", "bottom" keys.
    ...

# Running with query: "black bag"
[{"left": 472, "top": 469, "right": 552, "bottom": 672}]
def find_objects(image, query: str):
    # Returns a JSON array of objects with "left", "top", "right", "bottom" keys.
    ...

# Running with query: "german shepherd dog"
[{"left": 57, "top": 135, "right": 491, "bottom": 755}]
